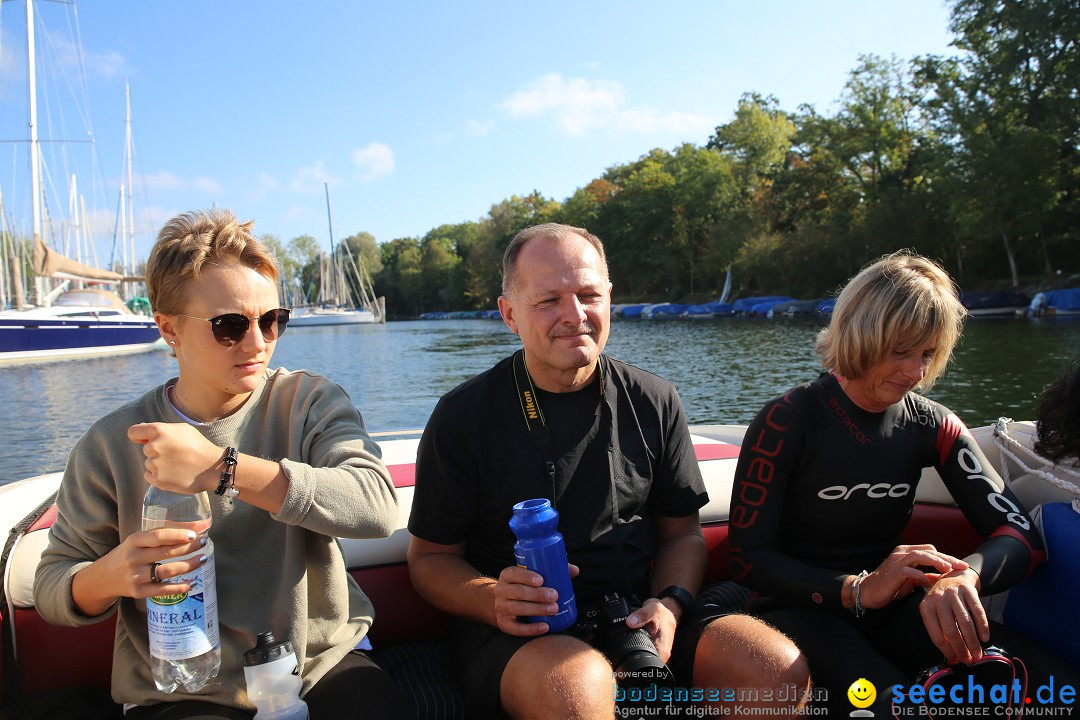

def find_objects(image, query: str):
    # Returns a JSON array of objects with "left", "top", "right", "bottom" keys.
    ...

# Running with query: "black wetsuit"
[{"left": 728, "top": 373, "right": 1058, "bottom": 713}]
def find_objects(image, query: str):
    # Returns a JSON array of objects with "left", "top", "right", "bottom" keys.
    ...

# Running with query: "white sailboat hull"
[{"left": 289, "top": 307, "right": 377, "bottom": 327}]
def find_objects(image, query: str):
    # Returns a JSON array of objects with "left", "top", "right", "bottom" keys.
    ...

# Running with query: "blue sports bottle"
[{"left": 509, "top": 498, "right": 578, "bottom": 632}]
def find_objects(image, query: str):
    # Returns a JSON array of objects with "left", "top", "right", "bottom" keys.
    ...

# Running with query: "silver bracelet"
[{"left": 853, "top": 570, "right": 869, "bottom": 618}]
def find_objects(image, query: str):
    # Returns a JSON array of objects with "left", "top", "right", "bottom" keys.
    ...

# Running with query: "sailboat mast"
[
  {"left": 324, "top": 183, "right": 335, "bottom": 251},
  {"left": 125, "top": 83, "right": 135, "bottom": 280},
  {"left": 26, "top": 0, "right": 42, "bottom": 256},
  {"left": 119, "top": 184, "right": 127, "bottom": 273},
  {"left": 25, "top": 0, "right": 48, "bottom": 306},
  {"left": 324, "top": 182, "right": 339, "bottom": 304}
]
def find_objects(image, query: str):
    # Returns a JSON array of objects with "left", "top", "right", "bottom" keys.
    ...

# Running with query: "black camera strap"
[
  {"left": 512, "top": 349, "right": 606, "bottom": 510},
  {"left": 512, "top": 350, "right": 556, "bottom": 506},
  {"left": 511, "top": 349, "right": 637, "bottom": 599}
]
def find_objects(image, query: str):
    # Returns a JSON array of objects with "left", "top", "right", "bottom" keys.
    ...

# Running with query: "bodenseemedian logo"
[{"left": 611, "top": 678, "right": 826, "bottom": 716}]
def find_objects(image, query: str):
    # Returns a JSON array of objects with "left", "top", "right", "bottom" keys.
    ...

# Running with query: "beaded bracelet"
[{"left": 215, "top": 447, "right": 239, "bottom": 498}]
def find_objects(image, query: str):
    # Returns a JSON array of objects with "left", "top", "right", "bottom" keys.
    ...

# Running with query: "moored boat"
[
  {"left": 287, "top": 306, "right": 377, "bottom": 327},
  {"left": 732, "top": 296, "right": 795, "bottom": 316},
  {"left": 0, "top": 289, "right": 162, "bottom": 365},
  {"left": 286, "top": 184, "right": 385, "bottom": 327},
  {"left": 640, "top": 302, "right": 685, "bottom": 319},
  {"left": 1028, "top": 288, "right": 1080, "bottom": 317},
  {"left": 961, "top": 290, "right": 1031, "bottom": 317},
  {"left": 680, "top": 301, "right": 735, "bottom": 319},
  {"left": 1, "top": 2, "right": 161, "bottom": 366}
]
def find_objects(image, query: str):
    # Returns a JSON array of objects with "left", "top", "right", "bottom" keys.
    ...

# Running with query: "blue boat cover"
[
  {"left": 683, "top": 302, "right": 734, "bottom": 316},
  {"left": 769, "top": 299, "right": 821, "bottom": 316},
  {"left": 1042, "top": 288, "right": 1080, "bottom": 311},
  {"left": 645, "top": 303, "right": 685, "bottom": 317},
  {"left": 750, "top": 300, "right": 784, "bottom": 316},
  {"left": 732, "top": 296, "right": 794, "bottom": 313}
]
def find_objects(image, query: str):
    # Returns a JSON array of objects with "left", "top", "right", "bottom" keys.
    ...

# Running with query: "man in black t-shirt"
[{"left": 407, "top": 223, "right": 810, "bottom": 719}]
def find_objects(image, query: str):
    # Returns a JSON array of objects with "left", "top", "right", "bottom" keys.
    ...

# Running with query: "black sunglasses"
[{"left": 175, "top": 308, "right": 291, "bottom": 347}]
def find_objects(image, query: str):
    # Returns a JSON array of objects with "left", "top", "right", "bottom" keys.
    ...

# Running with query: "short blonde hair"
[
  {"left": 146, "top": 209, "right": 279, "bottom": 313},
  {"left": 816, "top": 251, "right": 966, "bottom": 391}
]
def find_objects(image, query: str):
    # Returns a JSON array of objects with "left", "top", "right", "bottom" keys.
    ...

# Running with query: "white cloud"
[
  {"left": 84, "top": 48, "right": 126, "bottom": 80},
  {"left": 79, "top": 207, "right": 122, "bottom": 243},
  {"left": 499, "top": 74, "right": 623, "bottom": 136},
  {"left": 616, "top": 108, "right": 712, "bottom": 135},
  {"left": 242, "top": 172, "right": 280, "bottom": 203},
  {"left": 134, "top": 170, "right": 225, "bottom": 194},
  {"left": 138, "top": 170, "right": 185, "bottom": 191},
  {"left": 42, "top": 32, "right": 126, "bottom": 80},
  {"left": 352, "top": 142, "right": 395, "bottom": 182},
  {"left": 256, "top": 172, "right": 279, "bottom": 191},
  {"left": 499, "top": 73, "right": 710, "bottom": 137},
  {"left": 0, "top": 34, "right": 17, "bottom": 81},
  {"left": 290, "top": 161, "right": 337, "bottom": 194},
  {"left": 193, "top": 176, "right": 222, "bottom": 193},
  {"left": 75, "top": 206, "right": 164, "bottom": 250},
  {"left": 465, "top": 119, "right": 494, "bottom": 136}
]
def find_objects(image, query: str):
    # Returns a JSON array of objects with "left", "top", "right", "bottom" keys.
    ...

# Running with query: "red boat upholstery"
[{"left": 0, "top": 427, "right": 989, "bottom": 718}]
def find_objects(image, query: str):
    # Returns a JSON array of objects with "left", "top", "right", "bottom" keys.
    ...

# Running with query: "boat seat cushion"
[{"left": 372, "top": 641, "right": 464, "bottom": 720}]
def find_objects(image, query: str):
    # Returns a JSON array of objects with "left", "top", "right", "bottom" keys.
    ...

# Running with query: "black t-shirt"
[
  {"left": 728, "top": 372, "right": 1044, "bottom": 608},
  {"left": 408, "top": 353, "right": 708, "bottom": 604}
]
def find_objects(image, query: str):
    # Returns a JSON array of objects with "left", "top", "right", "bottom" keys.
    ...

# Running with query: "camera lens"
[
  {"left": 597, "top": 594, "right": 676, "bottom": 689},
  {"left": 608, "top": 630, "right": 675, "bottom": 687}
]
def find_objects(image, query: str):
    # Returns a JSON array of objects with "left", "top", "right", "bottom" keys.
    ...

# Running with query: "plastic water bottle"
[
  {"left": 243, "top": 632, "right": 309, "bottom": 720},
  {"left": 142, "top": 486, "right": 221, "bottom": 693},
  {"left": 509, "top": 498, "right": 578, "bottom": 632}
]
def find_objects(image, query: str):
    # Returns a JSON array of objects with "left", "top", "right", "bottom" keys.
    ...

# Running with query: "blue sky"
[{"left": 1, "top": 0, "right": 956, "bottom": 266}]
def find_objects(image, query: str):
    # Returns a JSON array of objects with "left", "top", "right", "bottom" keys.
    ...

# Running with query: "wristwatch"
[{"left": 656, "top": 585, "right": 695, "bottom": 613}]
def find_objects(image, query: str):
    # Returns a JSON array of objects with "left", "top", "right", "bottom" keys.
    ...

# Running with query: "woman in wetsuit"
[{"left": 728, "top": 252, "right": 1074, "bottom": 714}]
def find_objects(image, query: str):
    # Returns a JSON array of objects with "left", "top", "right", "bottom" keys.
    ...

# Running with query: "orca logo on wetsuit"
[
  {"left": 817, "top": 482, "right": 912, "bottom": 501},
  {"left": 956, "top": 448, "right": 1031, "bottom": 530}
]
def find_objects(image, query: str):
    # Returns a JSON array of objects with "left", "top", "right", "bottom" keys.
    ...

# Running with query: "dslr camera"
[{"left": 573, "top": 593, "right": 676, "bottom": 690}]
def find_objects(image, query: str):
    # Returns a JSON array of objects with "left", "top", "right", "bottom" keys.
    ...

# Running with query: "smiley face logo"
[{"left": 847, "top": 678, "right": 876, "bottom": 709}]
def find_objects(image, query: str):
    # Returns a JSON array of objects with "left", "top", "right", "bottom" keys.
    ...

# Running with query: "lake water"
[{"left": 1, "top": 316, "right": 1077, "bottom": 484}]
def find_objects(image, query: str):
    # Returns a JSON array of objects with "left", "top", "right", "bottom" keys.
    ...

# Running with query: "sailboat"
[
  {"left": 0, "top": 0, "right": 161, "bottom": 364},
  {"left": 289, "top": 184, "right": 385, "bottom": 326}
]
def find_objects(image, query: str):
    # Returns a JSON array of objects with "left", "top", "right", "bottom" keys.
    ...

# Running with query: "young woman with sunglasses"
[{"left": 34, "top": 209, "right": 412, "bottom": 719}]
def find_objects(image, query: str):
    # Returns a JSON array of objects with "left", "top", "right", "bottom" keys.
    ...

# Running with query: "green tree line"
[{"left": 270, "top": 0, "right": 1079, "bottom": 317}]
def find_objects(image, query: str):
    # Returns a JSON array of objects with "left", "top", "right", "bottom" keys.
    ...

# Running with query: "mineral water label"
[{"left": 146, "top": 552, "right": 219, "bottom": 659}]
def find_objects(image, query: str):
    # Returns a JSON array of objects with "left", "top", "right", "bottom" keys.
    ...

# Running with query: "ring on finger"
[{"left": 150, "top": 561, "right": 163, "bottom": 583}]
